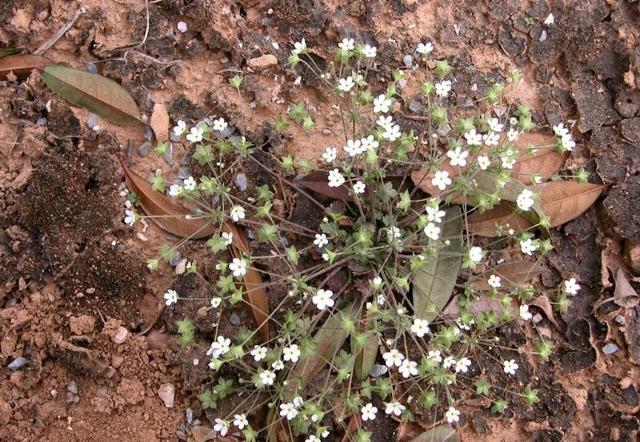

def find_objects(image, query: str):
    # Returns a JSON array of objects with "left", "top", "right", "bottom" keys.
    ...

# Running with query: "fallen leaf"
[
  {"left": 512, "top": 133, "right": 567, "bottom": 184},
  {"left": 0, "top": 54, "right": 51, "bottom": 79},
  {"left": 293, "top": 170, "right": 353, "bottom": 201},
  {"left": 613, "top": 268, "right": 639, "bottom": 308},
  {"left": 467, "top": 201, "right": 534, "bottom": 237},
  {"left": 118, "top": 157, "right": 217, "bottom": 239},
  {"left": 352, "top": 315, "right": 378, "bottom": 380},
  {"left": 534, "top": 181, "right": 606, "bottom": 227},
  {"left": 191, "top": 426, "right": 216, "bottom": 442},
  {"left": 410, "top": 424, "right": 459, "bottom": 442},
  {"left": 442, "top": 294, "right": 515, "bottom": 318},
  {"left": 411, "top": 162, "right": 466, "bottom": 204},
  {"left": 471, "top": 260, "right": 542, "bottom": 291},
  {"left": 150, "top": 103, "right": 170, "bottom": 141},
  {"left": 413, "top": 207, "right": 463, "bottom": 321},
  {"left": 341, "top": 414, "right": 362, "bottom": 442},
  {"left": 531, "top": 295, "right": 561, "bottom": 329},
  {"left": 0, "top": 48, "right": 21, "bottom": 59},
  {"left": 42, "top": 65, "right": 142, "bottom": 126}
]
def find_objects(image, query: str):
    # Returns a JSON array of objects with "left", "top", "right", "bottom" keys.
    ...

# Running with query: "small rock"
[
  {"left": 532, "top": 313, "right": 544, "bottom": 324},
  {"left": 615, "top": 315, "right": 626, "bottom": 325},
  {"left": 163, "top": 143, "right": 174, "bottom": 165},
  {"left": 602, "top": 343, "right": 619, "bottom": 355},
  {"left": 150, "top": 103, "right": 170, "bottom": 141},
  {"left": 539, "top": 30, "right": 548, "bottom": 42},
  {"left": 175, "top": 258, "right": 187, "bottom": 275},
  {"left": 85, "top": 63, "right": 98, "bottom": 74},
  {"left": 170, "top": 251, "right": 182, "bottom": 267},
  {"left": 112, "top": 326, "right": 128, "bottom": 344},
  {"left": 229, "top": 312, "right": 241, "bottom": 326},
  {"left": 408, "top": 100, "right": 424, "bottom": 113},
  {"left": 87, "top": 113, "right": 98, "bottom": 130},
  {"left": 234, "top": 173, "right": 248, "bottom": 191},
  {"left": 36, "top": 117, "right": 47, "bottom": 126},
  {"left": 247, "top": 54, "right": 278, "bottom": 70},
  {"left": 177, "top": 21, "right": 188, "bottom": 33},
  {"left": 177, "top": 166, "right": 191, "bottom": 180},
  {"left": 170, "top": 131, "right": 182, "bottom": 142},
  {"left": 67, "top": 381, "right": 78, "bottom": 395},
  {"left": 186, "top": 408, "right": 193, "bottom": 424},
  {"left": 7, "top": 357, "right": 28, "bottom": 370},
  {"left": 138, "top": 142, "right": 151, "bottom": 157},
  {"left": 158, "top": 383, "right": 175, "bottom": 408},
  {"left": 369, "top": 364, "right": 388, "bottom": 377},
  {"left": 403, "top": 54, "right": 413, "bottom": 67},
  {"left": 144, "top": 125, "right": 154, "bottom": 142}
]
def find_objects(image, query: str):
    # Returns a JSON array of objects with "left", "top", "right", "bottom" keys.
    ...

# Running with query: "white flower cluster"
[{"left": 553, "top": 123, "right": 575, "bottom": 151}]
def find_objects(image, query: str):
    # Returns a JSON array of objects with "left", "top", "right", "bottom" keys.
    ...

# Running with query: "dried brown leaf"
[
  {"left": 0, "top": 54, "right": 51, "bottom": 78},
  {"left": 512, "top": 133, "right": 567, "bottom": 184},
  {"left": 531, "top": 295, "right": 561, "bottom": 329},
  {"left": 467, "top": 201, "right": 534, "bottom": 237},
  {"left": 535, "top": 181, "right": 606, "bottom": 227},
  {"left": 0, "top": 48, "right": 21, "bottom": 59},
  {"left": 613, "top": 268, "right": 639, "bottom": 308},
  {"left": 471, "top": 260, "right": 542, "bottom": 291},
  {"left": 293, "top": 170, "right": 353, "bottom": 201}
]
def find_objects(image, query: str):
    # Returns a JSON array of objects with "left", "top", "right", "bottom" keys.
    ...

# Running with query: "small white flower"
[
  {"left": 183, "top": 176, "right": 197, "bottom": 191},
  {"left": 328, "top": 169, "right": 345, "bottom": 188},
  {"left": 173, "top": 120, "right": 187, "bottom": 136},
  {"left": 259, "top": 370, "right": 276, "bottom": 386},
  {"left": 553, "top": 123, "right": 570, "bottom": 137},
  {"left": 210, "top": 297, "right": 222, "bottom": 308},
  {"left": 124, "top": 209, "right": 137, "bottom": 226},
  {"left": 373, "top": 94, "right": 392, "bottom": 113},
  {"left": 387, "top": 226, "right": 402, "bottom": 243},
  {"left": 428, "top": 350, "right": 442, "bottom": 363},
  {"left": 435, "top": 80, "right": 452, "bottom": 97},
  {"left": 292, "top": 38, "right": 307, "bottom": 55},
  {"left": 214, "top": 419, "right": 229, "bottom": 436},
  {"left": 560, "top": 133, "right": 575, "bottom": 151},
  {"left": 314, "top": 233, "right": 329, "bottom": 249},
  {"left": 376, "top": 115, "right": 393, "bottom": 130},
  {"left": 488, "top": 118, "right": 504, "bottom": 133},
  {"left": 312, "top": 289, "right": 334, "bottom": 310},
  {"left": 488, "top": 275, "right": 502, "bottom": 289},
  {"left": 222, "top": 231, "right": 233, "bottom": 246},
  {"left": 503, "top": 359, "right": 519, "bottom": 375},
  {"left": 229, "top": 258, "right": 247, "bottom": 278},
  {"left": 372, "top": 276, "right": 383, "bottom": 289},
  {"left": 423, "top": 222, "right": 441, "bottom": 240},
  {"left": 455, "top": 357, "right": 471, "bottom": 373},
  {"left": 353, "top": 181, "right": 366, "bottom": 194},
  {"left": 322, "top": 146, "right": 337, "bottom": 163},
  {"left": 426, "top": 205, "right": 446, "bottom": 223},
  {"left": 305, "top": 437, "right": 320, "bottom": 442},
  {"left": 186, "top": 126, "right": 204, "bottom": 143},
  {"left": 363, "top": 44, "right": 377, "bottom": 58},
  {"left": 233, "top": 414, "right": 248, "bottom": 430},
  {"left": 361, "top": 135, "right": 379, "bottom": 151},
  {"left": 344, "top": 139, "right": 363, "bottom": 157},
  {"left": 543, "top": 13, "right": 554, "bottom": 25},
  {"left": 280, "top": 402, "right": 299, "bottom": 421},
  {"left": 272, "top": 359, "right": 284, "bottom": 371},
  {"left": 338, "top": 76, "right": 355, "bottom": 92},
  {"left": 520, "top": 238, "right": 538, "bottom": 256},
  {"left": 431, "top": 170, "right": 452, "bottom": 191},
  {"left": 361, "top": 403, "right": 378, "bottom": 421},
  {"left": 477, "top": 155, "right": 491, "bottom": 170},
  {"left": 564, "top": 278, "right": 580, "bottom": 295},
  {"left": 442, "top": 356, "right": 456, "bottom": 369},
  {"left": 163, "top": 289, "right": 178, "bottom": 306},
  {"left": 469, "top": 246, "right": 483, "bottom": 263},
  {"left": 168, "top": 183, "right": 183, "bottom": 197},
  {"left": 251, "top": 346, "right": 267, "bottom": 361},
  {"left": 398, "top": 359, "right": 418, "bottom": 378},
  {"left": 411, "top": 318, "right": 430, "bottom": 337},
  {"left": 230, "top": 205, "right": 246, "bottom": 222},
  {"left": 507, "top": 128, "right": 520, "bottom": 141},
  {"left": 283, "top": 344, "right": 301, "bottom": 363},
  {"left": 464, "top": 129, "right": 482, "bottom": 146},
  {"left": 212, "top": 117, "right": 228, "bottom": 132},
  {"left": 519, "top": 305, "right": 533, "bottom": 320},
  {"left": 516, "top": 188, "right": 535, "bottom": 211},
  {"left": 382, "top": 124, "right": 401, "bottom": 141},
  {"left": 416, "top": 42, "right": 434, "bottom": 55},
  {"left": 483, "top": 131, "right": 500, "bottom": 146},
  {"left": 382, "top": 349, "right": 405, "bottom": 368},
  {"left": 338, "top": 38, "right": 355, "bottom": 51},
  {"left": 445, "top": 406, "right": 460, "bottom": 423},
  {"left": 385, "top": 402, "right": 405, "bottom": 416},
  {"left": 447, "top": 146, "right": 469, "bottom": 167},
  {"left": 207, "top": 336, "right": 231, "bottom": 358}
]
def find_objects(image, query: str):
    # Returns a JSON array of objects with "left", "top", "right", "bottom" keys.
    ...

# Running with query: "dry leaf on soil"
[
  {"left": 352, "top": 315, "right": 379, "bottom": 380},
  {"left": 0, "top": 48, "right": 21, "bottom": 59},
  {"left": 150, "top": 102, "right": 170, "bottom": 141},
  {"left": 410, "top": 424, "right": 459, "bottom": 442},
  {"left": 0, "top": 54, "right": 51, "bottom": 79},
  {"left": 293, "top": 170, "right": 353, "bottom": 201},
  {"left": 512, "top": 133, "right": 567, "bottom": 184},
  {"left": 42, "top": 65, "right": 142, "bottom": 126},
  {"left": 613, "top": 268, "right": 639, "bottom": 308},
  {"left": 531, "top": 295, "right": 561, "bottom": 329},
  {"left": 467, "top": 201, "right": 534, "bottom": 237},
  {"left": 471, "top": 260, "right": 542, "bottom": 291}
]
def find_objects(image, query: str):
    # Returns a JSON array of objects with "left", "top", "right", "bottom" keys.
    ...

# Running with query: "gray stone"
[
  {"left": 229, "top": 312, "right": 241, "bottom": 326},
  {"left": 369, "top": 364, "right": 388, "bottom": 377},
  {"left": 7, "top": 357, "right": 28, "bottom": 370},
  {"left": 234, "top": 173, "right": 248, "bottom": 192},
  {"left": 615, "top": 315, "right": 626, "bottom": 325},
  {"left": 177, "top": 21, "right": 188, "bottom": 33},
  {"left": 158, "top": 383, "right": 175, "bottom": 407},
  {"left": 403, "top": 54, "right": 413, "bottom": 67},
  {"left": 177, "top": 167, "right": 190, "bottom": 180},
  {"left": 170, "top": 131, "right": 182, "bottom": 142},
  {"left": 408, "top": 100, "right": 424, "bottom": 113},
  {"left": 175, "top": 258, "right": 187, "bottom": 275},
  {"left": 602, "top": 343, "right": 619, "bottom": 355},
  {"left": 85, "top": 63, "right": 98, "bottom": 74},
  {"left": 169, "top": 251, "right": 182, "bottom": 267},
  {"left": 144, "top": 125, "right": 153, "bottom": 142},
  {"left": 138, "top": 142, "right": 151, "bottom": 157},
  {"left": 36, "top": 117, "right": 47, "bottom": 126},
  {"left": 67, "top": 381, "right": 78, "bottom": 395},
  {"left": 87, "top": 113, "right": 98, "bottom": 129},
  {"left": 163, "top": 143, "right": 174, "bottom": 165}
]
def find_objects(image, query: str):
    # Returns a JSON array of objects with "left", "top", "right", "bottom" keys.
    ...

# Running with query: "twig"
[
  {"left": 34, "top": 5, "right": 87, "bottom": 55},
  {"left": 135, "top": 0, "right": 150, "bottom": 48}
]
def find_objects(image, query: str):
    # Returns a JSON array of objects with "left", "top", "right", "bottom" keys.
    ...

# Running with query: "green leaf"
[
  {"left": 0, "top": 48, "right": 20, "bottom": 59},
  {"left": 42, "top": 65, "right": 142, "bottom": 126},
  {"left": 413, "top": 206, "right": 463, "bottom": 321},
  {"left": 352, "top": 322, "right": 379, "bottom": 380}
]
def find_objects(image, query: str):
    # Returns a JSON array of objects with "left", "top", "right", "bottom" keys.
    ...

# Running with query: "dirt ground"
[{"left": 1, "top": 0, "right": 639, "bottom": 441}]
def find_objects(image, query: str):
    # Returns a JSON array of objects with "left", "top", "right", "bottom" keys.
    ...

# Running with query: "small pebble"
[
  {"left": 369, "top": 364, "right": 388, "bottom": 377},
  {"left": 180, "top": 154, "right": 192, "bottom": 166},
  {"left": 234, "top": 173, "right": 248, "bottom": 192},
  {"left": 169, "top": 251, "right": 182, "bottom": 267},
  {"left": 615, "top": 315, "right": 626, "bottom": 325},
  {"left": 67, "top": 381, "right": 78, "bottom": 395},
  {"left": 163, "top": 143, "right": 174, "bottom": 165},
  {"left": 175, "top": 258, "right": 187, "bottom": 275},
  {"left": 144, "top": 125, "right": 153, "bottom": 142},
  {"left": 532, "top": 313, "right": 544, "bottom": 324},
  {"left": 158, "top": 383, "right": 175, "bottom": 408},
  {"left": 112, "top": 326, "right": 128, "bottom": 344},
  {"left": 169, "top": 131, "right": 182, "bottom": 143},
  {"left": 403, "top": 54, "right": 413, "bottom": 67},
  {"left": 408, "top": 100, "right": 424, "bottom": 113},
  {"left": 87, "top": 113, "right": 98, "bottom": 129},
  {"left": 85, "top": 63, "right": 98, "bottom": 74},
  {"left": 7, "top": 357, "right": 28, "bottom": 371},
  {"left": 602, "top": 343, "right": 619, "bottom": 355},
  {"left": 138, "top": 142, "right": 151, "bottom": 157},
  {"left": 36, "top": 117, "right": 47, "bottom": 126},
  {"left": 177, "top": 21, "right": 188, "bottom": 33},
  {"left": 539, "top": 30, "right": 548, "bottom": 42},
  {"left": 186, "top": 408, "right": 193, "bottom": 425},
  {"left": 177, "top": 166, "right": 190, "bottom": 180},
  {"left": 229, "top": 312, "right": 241, "bottom": 326}
]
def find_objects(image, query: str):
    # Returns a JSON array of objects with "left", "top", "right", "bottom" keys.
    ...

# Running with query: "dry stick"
[{"left": 33, "top": 6, "right": 87, "bottom": 55}]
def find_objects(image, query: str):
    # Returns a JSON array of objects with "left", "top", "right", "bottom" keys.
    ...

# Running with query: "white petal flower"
[
  {"left": 382, "top": 124, "right": 401, "bottom": 141},
  {"left": 477, "top": 155, "right": 491, "bottom": 170},
  {"left": 464, "top": 129, "right": 482, "bottom": 146},
  {"left": 338, "top": 38, "right": 355, "bottom": 51},
  {"left": 382, "top": 349, "right": 404, "bottom": 368},
  {"left": 398, "top": 359, "right": 418, "bottom": 378},
  {"left": 233, "top": 414, "right": 248, "bottom": 430},
  {"left": 411, "top": 318, "right": 430, "bottom": 337},
  {"left": 212, "top": 117, "right": 228, "bottom": 132},
  {"left": 183, "top": 176, "right": 197, "bottom": 191},
  {"left": 312, "top": 289, "right": 334, "bottom": 310},
  {"left": 186, "top": 126, "right": 204, "bottom": 143},
  {"left": 124, "top": 209, "right": 137, "bottom": 226},
  {"left": 292, "top": 38, "right": 307, "bottom": 55},
  {"left": 322, "top": 147, "right": 337, "bottom": 163},
  {"left": 353, "top": 181, "right": 366, "bottom": 194},
  {"left": 168, "top": 183, "right": 183, "bottom": 197},
  {"left": 424, "top": 222, "right": 441, "bottom": 240},
  {"left": 384, "top": 402, "right": 405, "bottom": 416},
  {"left": 519, "top": 305, "right": 533, "bottom": 320},
  {"left": 416, "top": 42, "right": 434, "bottom": 54},
  {"left": 283, "top": 344, "right": 300, "bottom": 363},
  {"left": 516, "top": 188, "right": 535, "bottom": 211},
  {"left": 520, "top": 238, "right": 538, "bottom": 255},
  {"left": 483, "top": 131, "right": 500, "bottom": 146},
  {"left": 447, "top": 146, "right": 469, "bottom": 167},
  {"left": 426, "top": 205, "right": 446, "bottom": 223},
  {"left": 435, "top": 80, "right": 452, "bottom": 97},
  {"left": 328, "top": 169, "right": 345, "bottom": 187},
  {"left": 361, "top": 403, "right": 378, "bottom": 421},
  {"left": 344, "top": 139, "right": 363, "bottom": 157},
  {"left": 363, "top": 44, "right": 377, "bottom": 58},
  {"left": 280, "top": 402, "right": 299, "bottom": 420},
  {"left": 214, "top": 419, "right": 229, "bottom": 436},
  {"left": 207, "top": 336, "right": 231, "bottom": 358},
  {"left": 503, "top": 359, "right": 519, "bottom": 375},
  {"left": 373, "top": 94, "right": 392, "bottom": 113},
  {"left": 488, "top": 275, "right": 502, "bottom": 289},
  {"left": 259, "top": 370, "right": 276, "bottom": 386},
  {"left": 428, "top": 350, "right": 442, "bottom": 363},
  {"left": 431, "top": 170, "right": 452, "bottom": 191},
  {"left": 230, "top": 205, "right": 246, "bottom": 222},
  {"left": 361, "top": 135, "right": 379, "bottom": 151},
  {"left": 564, "top": 278, "right": 580, "bottom": 295},
  {"left": 442, "top": 356, "right": 456, "bottom": 369},
  {"left": 455, "top": 357, "right": 471, "bottom": 373},
  {"left": 222, "top": 231, "right": 233, "bottom": 245},
  {"left": 488, "top": 118, "right": 504, "bottom": 133},
  {"left": 250, "top": 346, "right": 267, "bottom": 361},
  {"left": 507, "top": 128, "right": 519, "bottom": 141},
  {"left": 445, "top": 406, "right": 460, "bottom": 423},
  {"left": 173, "top": 120, "right": 187, "bottom": 136},
  {"left": 163, "top": 289, "right": 178, "bottom": 306},
  {"left": 210, "top": 297, "right": 222, "bottom": 308},
  {"left": 229, "top": 258, "right": 247, "bottom": 278},
  {"left": 314, "top": 233, "right": 329, "bottom": 249},
  {"left": 469, "top": 246, "right": 483, "bottom": 263},
  {"left": 338, "top": 76, "right": 355, "bottom": 92},
  {"left": 376, "top": 115, "right": 393, "bottom": 130}
]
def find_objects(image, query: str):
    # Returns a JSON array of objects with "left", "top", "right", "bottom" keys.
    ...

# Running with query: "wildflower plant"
[{"left": 124, "top": 37, "right": 601, "bottom": 441}]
